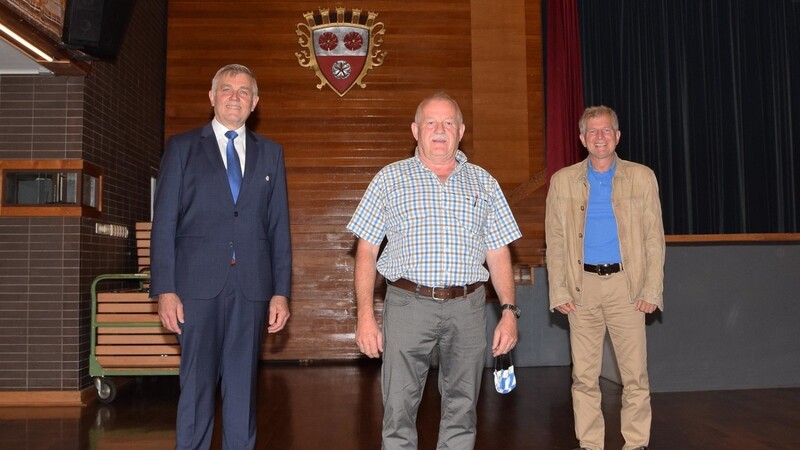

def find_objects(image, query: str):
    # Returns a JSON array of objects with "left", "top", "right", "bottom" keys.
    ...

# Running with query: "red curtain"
[{"left": 545, "top": 0, "right": 585, "bottom": 180}]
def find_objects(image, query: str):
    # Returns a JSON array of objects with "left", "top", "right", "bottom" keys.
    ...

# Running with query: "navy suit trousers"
[{"left": 175, "top": 266, "right": 268, "bottom": 450}]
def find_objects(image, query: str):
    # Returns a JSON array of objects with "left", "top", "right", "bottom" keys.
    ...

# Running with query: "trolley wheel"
[{"left": 96, "top": 378, "right": 117, "bottom": 404}]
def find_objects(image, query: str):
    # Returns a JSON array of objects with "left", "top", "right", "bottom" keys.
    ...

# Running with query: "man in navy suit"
[{"left": 151, "top": 64, "right": 292, "bottom": 450}]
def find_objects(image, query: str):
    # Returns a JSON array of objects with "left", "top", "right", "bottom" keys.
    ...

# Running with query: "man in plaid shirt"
[{"left": 348, "top": 92, "right": 522, "bottom": 449}]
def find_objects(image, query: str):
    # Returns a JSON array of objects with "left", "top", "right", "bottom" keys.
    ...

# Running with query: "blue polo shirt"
[{"left": 584, "top": 159, "right": 622, "bottom": 264}]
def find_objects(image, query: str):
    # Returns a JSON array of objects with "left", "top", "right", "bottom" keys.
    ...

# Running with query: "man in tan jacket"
[{"left": 545, "top": 105, "right": 665, "bottom": 450}]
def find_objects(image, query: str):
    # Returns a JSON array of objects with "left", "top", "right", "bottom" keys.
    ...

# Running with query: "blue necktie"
[{"left": 225, "top": 130, "right": 242, "bottom": 203}]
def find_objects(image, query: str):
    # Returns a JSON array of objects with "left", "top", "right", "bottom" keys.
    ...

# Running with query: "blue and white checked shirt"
[{"left": 347, "top": 150, "right": 522, "bottom": 287}]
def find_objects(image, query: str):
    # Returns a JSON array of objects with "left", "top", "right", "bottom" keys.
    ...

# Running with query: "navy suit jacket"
[{"left": 150, "top": 123, "right": 291, "bottom": 302}]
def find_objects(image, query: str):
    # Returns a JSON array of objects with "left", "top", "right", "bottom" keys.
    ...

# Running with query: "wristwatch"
[{"left": 500, "top": 303, "right": 521, "bottom": 318}]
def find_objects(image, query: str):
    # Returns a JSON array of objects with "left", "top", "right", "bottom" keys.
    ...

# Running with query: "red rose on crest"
[
  {"left": 318, "top": 32, "right": 339, "bottom": 51},
  {"left": 344, "top": 32, "right": 364, "bottom": 51}
]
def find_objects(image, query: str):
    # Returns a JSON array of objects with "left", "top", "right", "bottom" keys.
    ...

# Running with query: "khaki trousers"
[{"left": 568, "top": 271, "right": 651, "bottom": 450}]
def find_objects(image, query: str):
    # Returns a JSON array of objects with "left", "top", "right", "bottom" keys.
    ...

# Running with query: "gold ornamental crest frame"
[{"left": 295, "top": 7, "right": 386, "bottom": 97}]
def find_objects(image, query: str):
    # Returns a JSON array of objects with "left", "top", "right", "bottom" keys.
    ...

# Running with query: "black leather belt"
[
  {"left": 389, "top": 278, "right": 483, "bottom": 300},
  {"left": 584, "top": 263, "right": 622, "bottom": 276}
]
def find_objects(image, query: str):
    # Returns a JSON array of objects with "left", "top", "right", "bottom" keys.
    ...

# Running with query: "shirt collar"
[
  {"left": 587, "top": 154, "right": 617, "bottom": 177},
  {"left": 211, "top": 118, "right": 246, "bottom": 141}
]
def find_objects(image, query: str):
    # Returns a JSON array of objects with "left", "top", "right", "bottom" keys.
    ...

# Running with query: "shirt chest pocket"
[{"left": 453, "top": 192, "right": 491, "bottom": 237}]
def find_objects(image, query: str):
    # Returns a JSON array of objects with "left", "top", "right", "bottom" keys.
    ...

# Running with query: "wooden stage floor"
[{"left": 1, "top": 362, "right": 798, "bottom": 449}]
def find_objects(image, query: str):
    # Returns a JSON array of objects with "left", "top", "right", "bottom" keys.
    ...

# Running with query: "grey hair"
[
  {"left": 211, "top": 64, "right": 259, "bottom": 97},
  {"left": 414, "top": 92, "right": 464, "bottom": 125},
  {"left": 579, "top": 105, "right": 619, "bottom": 134}
]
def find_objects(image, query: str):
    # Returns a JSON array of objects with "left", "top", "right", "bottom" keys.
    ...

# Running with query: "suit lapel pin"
[{"left": 265, "top": 176, "right": 270, "bottom": 181}]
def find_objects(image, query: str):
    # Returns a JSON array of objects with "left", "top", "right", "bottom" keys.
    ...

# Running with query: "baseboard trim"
[{"left": 0, "top": 387, "right": 95, "bottom": 407}]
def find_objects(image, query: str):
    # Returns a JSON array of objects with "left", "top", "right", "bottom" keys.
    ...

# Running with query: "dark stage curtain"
[
  {"left": 545, "top": 0, "right": 585, "bottom": 180},
  {"left": 578, "top": 0, "right": 800, "bottom": 234}
]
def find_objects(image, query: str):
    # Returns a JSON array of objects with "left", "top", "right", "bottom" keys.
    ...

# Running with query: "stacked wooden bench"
[{"left": 89, "top": 222, "right": 179, "bottom": 403}]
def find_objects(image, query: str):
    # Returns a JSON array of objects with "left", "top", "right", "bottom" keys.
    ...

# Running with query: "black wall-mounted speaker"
[{"left": 61, "top": 0, "right": 136, "bottom": 59}]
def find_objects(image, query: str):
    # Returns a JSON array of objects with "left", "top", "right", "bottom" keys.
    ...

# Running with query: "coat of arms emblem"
[{"left": 295, "top": 7, "right": 386, "bottom": 97}]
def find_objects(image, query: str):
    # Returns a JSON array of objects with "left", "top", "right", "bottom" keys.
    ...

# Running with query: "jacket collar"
[{"left": 572, "top": 154, "right": 629, "bottom": 182}]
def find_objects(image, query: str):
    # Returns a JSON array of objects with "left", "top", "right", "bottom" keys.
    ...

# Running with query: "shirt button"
[{"left": 578, "top": 233, "right": 583, "bottom": 238}]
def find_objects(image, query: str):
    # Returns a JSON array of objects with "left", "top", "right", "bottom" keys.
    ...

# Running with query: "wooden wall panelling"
[
  {"left": 525, "top": 0, "right": 546, "bottom": 175},
  {"left": 512, "top": 0, "right": 547, "bottom": 268},
  {"left": 469, "top": 0, "right": 547, "bottom": 268},
  {"left": 470, "top": 0, "right": 531, "bottom": 185},
  {"left": 166, "top": 1, "right": 545, "bottom": 361}
]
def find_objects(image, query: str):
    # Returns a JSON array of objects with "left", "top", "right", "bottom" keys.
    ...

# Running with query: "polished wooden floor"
[{"left": 1, "top": 362, "right": 799, "bottom": 449}]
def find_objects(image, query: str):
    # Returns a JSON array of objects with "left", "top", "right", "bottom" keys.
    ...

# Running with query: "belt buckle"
[
  {"left": 431, "top": 286, "right": 446, "bottom": 301},
  {"left": 412, "top": 284, "right": 445, "bottom": 301},
  {"left": 598, "top": 264, "right": 617, "bottom": 276}
]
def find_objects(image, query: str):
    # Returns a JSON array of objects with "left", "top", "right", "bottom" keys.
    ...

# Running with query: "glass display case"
[{"left": 0, "top": 160, "right": 102, "bottom": 217}]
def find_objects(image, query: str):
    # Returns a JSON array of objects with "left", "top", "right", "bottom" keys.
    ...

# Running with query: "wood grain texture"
[
  {"left": 5, "top": 366, "right": 800, "bottom": 446},
  {"left": 166, "top": 0, "right": 546, "bottom": 361}
]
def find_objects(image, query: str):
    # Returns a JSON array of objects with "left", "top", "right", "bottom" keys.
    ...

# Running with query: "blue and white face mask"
[{"left": 494, "top": 355, "right": 517, "bottom": 394}]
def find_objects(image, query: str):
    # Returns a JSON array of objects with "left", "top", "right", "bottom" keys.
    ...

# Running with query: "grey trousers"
[{"left": 381, "top": 284, "right": 487, "bottom": 450}]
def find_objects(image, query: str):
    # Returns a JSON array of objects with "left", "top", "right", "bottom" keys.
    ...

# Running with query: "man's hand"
[
  {"left": 356, "top": 316, "right": 383, "bottom": 358},
  {"left": 157, "top": 293, "right": 184, "bottom": 335},
  {"left": 491, "top": 312, "right": 518, "bottom": 357},
  {"left": 634, "top": 299, "right": 658, "bottom": 314},
  {"left": 554, "top": 301, "right": 577, "bottom": 315},
  {"left": 267, "top": 296, "right": 290, "bottom": 333}
]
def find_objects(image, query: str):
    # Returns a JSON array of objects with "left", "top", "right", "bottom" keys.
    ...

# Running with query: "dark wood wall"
[{"left": 165, "top": 0, "right": 545, "bottom": 360}]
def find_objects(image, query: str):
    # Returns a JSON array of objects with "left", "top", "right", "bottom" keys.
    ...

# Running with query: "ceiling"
[{"left": 0, "top": 36, "right": 52, "bottom": 75}]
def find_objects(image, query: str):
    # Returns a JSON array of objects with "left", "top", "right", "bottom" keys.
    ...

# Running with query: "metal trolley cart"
[{"left": 89, "top": 273, "right": 180, "bottom": 403}]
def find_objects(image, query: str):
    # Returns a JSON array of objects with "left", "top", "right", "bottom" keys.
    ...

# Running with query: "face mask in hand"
[{"left": 493, "top": 353, "right": 517, "bottom": 394}]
